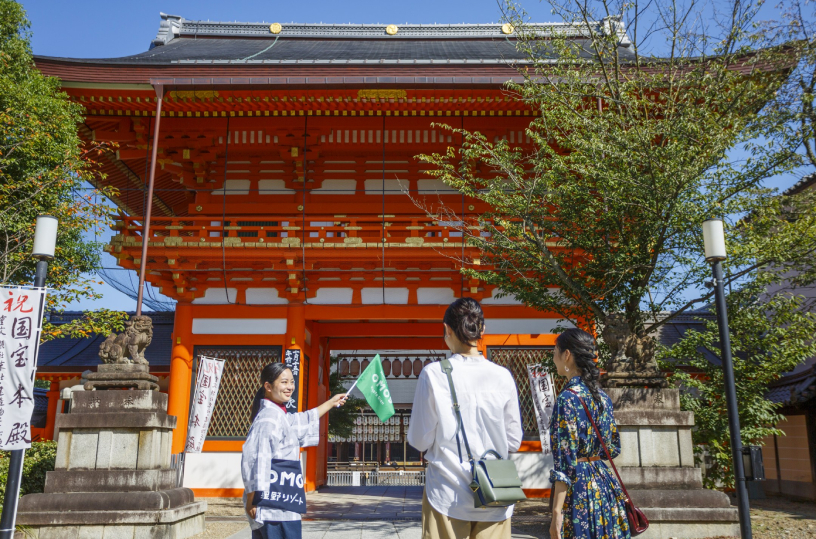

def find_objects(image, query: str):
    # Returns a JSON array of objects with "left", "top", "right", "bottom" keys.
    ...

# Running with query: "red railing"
[{"left": 110, "top": 214, "right": 493, "bottom": 248}]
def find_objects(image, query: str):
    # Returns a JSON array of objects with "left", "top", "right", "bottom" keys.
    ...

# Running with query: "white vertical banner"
[
  {"left": 527, "top": 364, "right": 556, "bottom": 457},
  {"left": 0, "top": 286, "right": 47, "bottom": 450},
  {"left": 185, "top": 356, "right": 225, "bottom": 453}
]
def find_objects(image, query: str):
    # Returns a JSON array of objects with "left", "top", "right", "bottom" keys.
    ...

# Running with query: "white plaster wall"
[
  {"left": 313, "top": 179, "right": 357, "bottom": 194},
  {"left": 213, "top": 179, "right": 250, "bottom": 195},
  {"left": 245, "top": 288, "right": 288, "bottom": 305},
  {"left": 183, "top": 452, "right": 243, "bottom": 489},
  {"left": 509, "top": 451, "right": 554, "bottom": 489},
  {"left": 361, "top": 287, "right": 409, "bottom": 305},
  {"left": 364, "top": 179, "right": 406, "bottom": 194},
  {"left": 417, "top": 179, "right": 457, "bottom": 194},
  {"left": 485, "top": 318, "right": 572, "bottom": 335},
  {"left": 258, "top": 179, "right": 294, "bottom": 194},
  {"left": 192, "top": 318, "right": 287, "bottom": 335},
  {"left": 417, "top": 288, "right": 455, "bottom": 304},
  {"left": 310, "top": 288, "right": 353, "bottom": 304},
  {"left": 193, "top": 288, "right": 237, "bottom": 305}
]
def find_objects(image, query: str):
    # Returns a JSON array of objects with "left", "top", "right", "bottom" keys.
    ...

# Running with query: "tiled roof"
[
  {"left": 37, "top": 312, "right": 174, "bottom": 373},
  {"left": 784, "top": 172, "right": 816, "bottom": 196},
  {"left": 767, "top": 363, "right": 816, "bottom": 406},
  {"left": 34, "top": 14, "right": 634, "bottom": 65}
]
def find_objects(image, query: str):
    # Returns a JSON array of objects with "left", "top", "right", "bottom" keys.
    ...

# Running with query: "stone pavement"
[{"left": 217, "top": 486, "right": 548, "bottom": 539}]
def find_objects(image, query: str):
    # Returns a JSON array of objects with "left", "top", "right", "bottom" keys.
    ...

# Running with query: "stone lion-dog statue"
[{"left": 98, "top": 315, "right": 153, "bottom": 365}]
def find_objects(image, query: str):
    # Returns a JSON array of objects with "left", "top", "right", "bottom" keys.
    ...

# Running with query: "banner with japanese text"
[
  {"left": 185, "top": 356, "right": 225, "bottom": 453},
  {"left": 527, "top": 364, "right": 556, "bottom": 457},
  {"left": 0, "top": 286, "right": 47, "bottom": 450},
  {"left": 283, "top": 349, "right": 301, "bottom": 413}
]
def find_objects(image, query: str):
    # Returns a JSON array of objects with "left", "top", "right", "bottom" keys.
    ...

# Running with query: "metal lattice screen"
[
  {"left": 193, "top": 346, "right": 282, "bottom": 439},
  {"left": 488, "top": 347, "right": 565, "bottom": 439}
]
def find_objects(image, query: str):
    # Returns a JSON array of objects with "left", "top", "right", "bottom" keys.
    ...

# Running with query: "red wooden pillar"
[
  {"left": 168, "top": 303, "right": 194, "bottom": 454},
  {"left": 44, "top": 380, "right": 60, "bottom": 441}
]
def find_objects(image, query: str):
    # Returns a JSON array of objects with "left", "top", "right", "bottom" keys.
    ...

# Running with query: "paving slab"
[{"left": 225, "top": 522, "right": 543, "bottom": 539}]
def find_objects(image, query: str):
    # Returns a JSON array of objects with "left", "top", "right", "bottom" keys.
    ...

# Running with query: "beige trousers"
[{"left": 421, "top": 493, "right": 511, "bottom": 539}]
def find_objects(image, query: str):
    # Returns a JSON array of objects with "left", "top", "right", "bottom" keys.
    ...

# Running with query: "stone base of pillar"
[
  {"left": 17, "top": 390, "right": 206, "bottom": 539},
  {"left": 607, "top": 388, "right": 739, "bottom": 539}
]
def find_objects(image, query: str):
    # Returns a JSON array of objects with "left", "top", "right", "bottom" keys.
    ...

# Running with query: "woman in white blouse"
[{"left": 408, "top": 297, "right": 523, "bottom": 539}]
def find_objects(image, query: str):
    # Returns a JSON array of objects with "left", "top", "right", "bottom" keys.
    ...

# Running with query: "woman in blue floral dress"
[{"left": 548, "top": 328, "right": 630, "bottom": 539}]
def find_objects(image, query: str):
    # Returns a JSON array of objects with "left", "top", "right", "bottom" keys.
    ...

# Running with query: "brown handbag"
[{"left": 567, "top": 390, "right": 650, "bottom": 536}]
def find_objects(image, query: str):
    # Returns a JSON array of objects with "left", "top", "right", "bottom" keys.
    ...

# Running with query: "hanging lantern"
[
  {"left": 350, "top": 358, "right": 360, "bottom": 376},
  {"left": 413, "top": 357, "right": 423, "bottom": 376},
  {"left": 402, "top": 358, "right": 413, "bottom": 377},
  {"left": 339, "top": 358, "right": 350, "bottom": 376},
  {"left": 392, "top": 358, "right": 402, "bottom": 377},
  {"left": 382, "top": 358, "right": 391, "bottom": 376},
  {"left": 423, "top": 357, "right": 432, "bottom": 368},
  {"left": 361, "top": 358, "right": 370, "bottom": 372}
]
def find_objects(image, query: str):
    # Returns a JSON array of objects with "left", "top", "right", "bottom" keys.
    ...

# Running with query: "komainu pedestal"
[
  {"left": 608, "top": 388, "right": 739, "bottom": 539},
  {"left": 17, "top": 387, "right": 206, "bottom": 539}
]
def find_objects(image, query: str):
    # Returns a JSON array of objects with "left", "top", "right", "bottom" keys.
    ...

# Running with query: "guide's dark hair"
[
  {"left": 555, "top": 328, "right": 603, "bottom": 405},
  {"left": 443, "top": 297, "right": 485, "bottom": 347},
  {"left": 249, "top": 362, "right": 292, "bottom": 422}
]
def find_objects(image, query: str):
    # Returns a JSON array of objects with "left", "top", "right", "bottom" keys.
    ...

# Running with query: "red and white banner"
[
  {"left": 0, "top": 286, "right": 46, "bottom": 450},
  {"left": 185, "top": 356, "right": 225, "bottom": 453},
  {"left": 527, "top": 364, "right": 556, "bottom": 457}
]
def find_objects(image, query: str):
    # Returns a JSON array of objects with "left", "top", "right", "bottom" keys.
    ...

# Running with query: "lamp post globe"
[
  {"left": 31, "top": 215, "right": 58, "bottom": 260},
  {"left": 702, "top": 218, "right": 727, "bottom": 262}
]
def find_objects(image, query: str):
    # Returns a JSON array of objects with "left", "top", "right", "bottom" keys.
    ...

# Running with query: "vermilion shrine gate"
[{"left": 32, "top": 15, "right": 630, "bottom": 497}]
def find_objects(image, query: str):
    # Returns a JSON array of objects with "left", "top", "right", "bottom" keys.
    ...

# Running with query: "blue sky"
[
  {"left": 23, "top": 0, "right": 810, "bottom": 313},
  {"left": 25, "top": 0, "right": 554, "bottom": 59}
]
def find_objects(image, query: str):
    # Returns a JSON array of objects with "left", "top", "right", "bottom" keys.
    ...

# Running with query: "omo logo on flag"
[{"left": 355, "top": 354, "right": 395, "bottom": 422}]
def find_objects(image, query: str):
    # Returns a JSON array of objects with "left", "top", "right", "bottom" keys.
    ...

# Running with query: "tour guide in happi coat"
[
  {"left": 242, "top": 362, "right": 348, "bottom": 539},
  {"left": 549, "top": 329, "right": 630, "bottom": 539}
]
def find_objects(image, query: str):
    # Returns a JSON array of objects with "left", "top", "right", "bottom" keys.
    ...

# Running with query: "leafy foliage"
[
  {"left": 327, "top": 355, "right": 365, "bottom": 438},
  {"left": 0, "top": 441, "right": 57, "bottom": 510},
  {"left": 414, "top": 0, "right": 814, "bottom": 366},
  {"left": 659, "top": 273, "right": 816, "bottom": 488},
  {"left": 0, "top": 0, "right": 126, "bottom": 339}
]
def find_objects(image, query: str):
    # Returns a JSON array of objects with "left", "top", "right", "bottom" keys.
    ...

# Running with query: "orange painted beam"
[
  {"left": 44, "top": 381, "right": 60, "bottom": 441},
  {"left": 317, "top": 323, "right": 442, "bottom": 338},
  {"left": 327, "top": 337, "right": 447, "bottom": 350}
]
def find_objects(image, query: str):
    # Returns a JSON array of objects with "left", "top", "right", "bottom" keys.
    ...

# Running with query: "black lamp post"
[
  {"left": 702, "top": 218, "right": 752, "bottom": 539},
  {"left": 0, "top": 216, "right": 57, "bottom": 539}
]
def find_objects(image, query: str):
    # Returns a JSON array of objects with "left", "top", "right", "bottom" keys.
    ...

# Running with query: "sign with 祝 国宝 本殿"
[
  {"left": 185, "top": 356, "right": 225, "bottom": 453},
  {"left": 527, "top": 364, "right": 556, "bottom": 458},
  {"left": 0, "top": 286, "right": 47, "bottom": 451}
]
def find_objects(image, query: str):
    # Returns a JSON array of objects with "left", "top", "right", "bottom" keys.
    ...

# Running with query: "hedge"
[{"left": 0, "top": 441, "right": 58, "bottom": 511}]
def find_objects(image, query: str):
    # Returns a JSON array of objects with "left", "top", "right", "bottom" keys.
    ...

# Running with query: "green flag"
[{"left": 354, "top": 354, "right": 395, "bottom": 422}]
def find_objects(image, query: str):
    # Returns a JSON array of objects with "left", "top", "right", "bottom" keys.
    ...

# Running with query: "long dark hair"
[
  {"left": 443, "top": 297, "right": 485, "bottom": 347},
  {"left": 249, "top": 362, "right": 292, "bottom": 422},
  {"left": 555, "top": 328, "right": 603, "bottom": 405}
]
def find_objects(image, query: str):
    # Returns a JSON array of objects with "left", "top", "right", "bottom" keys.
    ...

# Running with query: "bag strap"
[
  {"left": 566, "top": 389, "right": 631, "bottom": 502},
  {"left": 440, "top": 358, "right": 475, "bottom": 464}
]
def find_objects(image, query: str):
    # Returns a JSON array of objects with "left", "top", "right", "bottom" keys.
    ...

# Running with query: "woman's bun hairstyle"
[
  {"left": 443, "top": 297, "right": 485, "bottom": 347},
  {"left": 249, "top": 362, "right": 293, "bottom": 422},
  {"left": 555, "top": 328, "right": 603, "bottom": 405}
]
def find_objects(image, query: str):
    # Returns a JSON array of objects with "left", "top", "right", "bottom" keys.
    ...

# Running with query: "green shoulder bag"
[{"left": 440, "top": 358, "right": 527, "bottom": 508}]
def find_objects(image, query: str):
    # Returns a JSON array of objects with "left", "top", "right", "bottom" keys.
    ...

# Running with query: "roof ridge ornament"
[{"left": 152, "top": 12, "right": 183, "bottom": 49}]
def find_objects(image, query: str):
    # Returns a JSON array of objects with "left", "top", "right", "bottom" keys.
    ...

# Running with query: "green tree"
[
  {"left": 0, "top": 0, "right": 126, "bottom": 339},
  {"left": 327, "top": 355, "right": 365, "bottom": 438},
  {"left": 415, "top": 0, "right": 814, "bottom": 375},
  {"left": 659, "top": 272, "right": 816, "bottom": 488}
]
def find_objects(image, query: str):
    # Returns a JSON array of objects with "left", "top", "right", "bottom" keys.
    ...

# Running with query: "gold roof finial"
[
  {"left": 269, "top": 22, "right": 282, "bottom": 34},
  {"left": 501, "top": 23, "right": 514, "bottom": 34},
  {"left": 386, "top": 24, "right": 398, "bottom": 35}
]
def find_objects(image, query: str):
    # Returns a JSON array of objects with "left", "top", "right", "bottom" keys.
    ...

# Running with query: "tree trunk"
[{"left": 600, "top": 313, "right": 667, "bottom": 388}]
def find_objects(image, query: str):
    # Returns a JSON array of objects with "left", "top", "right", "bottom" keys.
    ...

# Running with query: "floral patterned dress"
[{"left": 549, "top": 377, "right": 631, "bottom": 539}]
